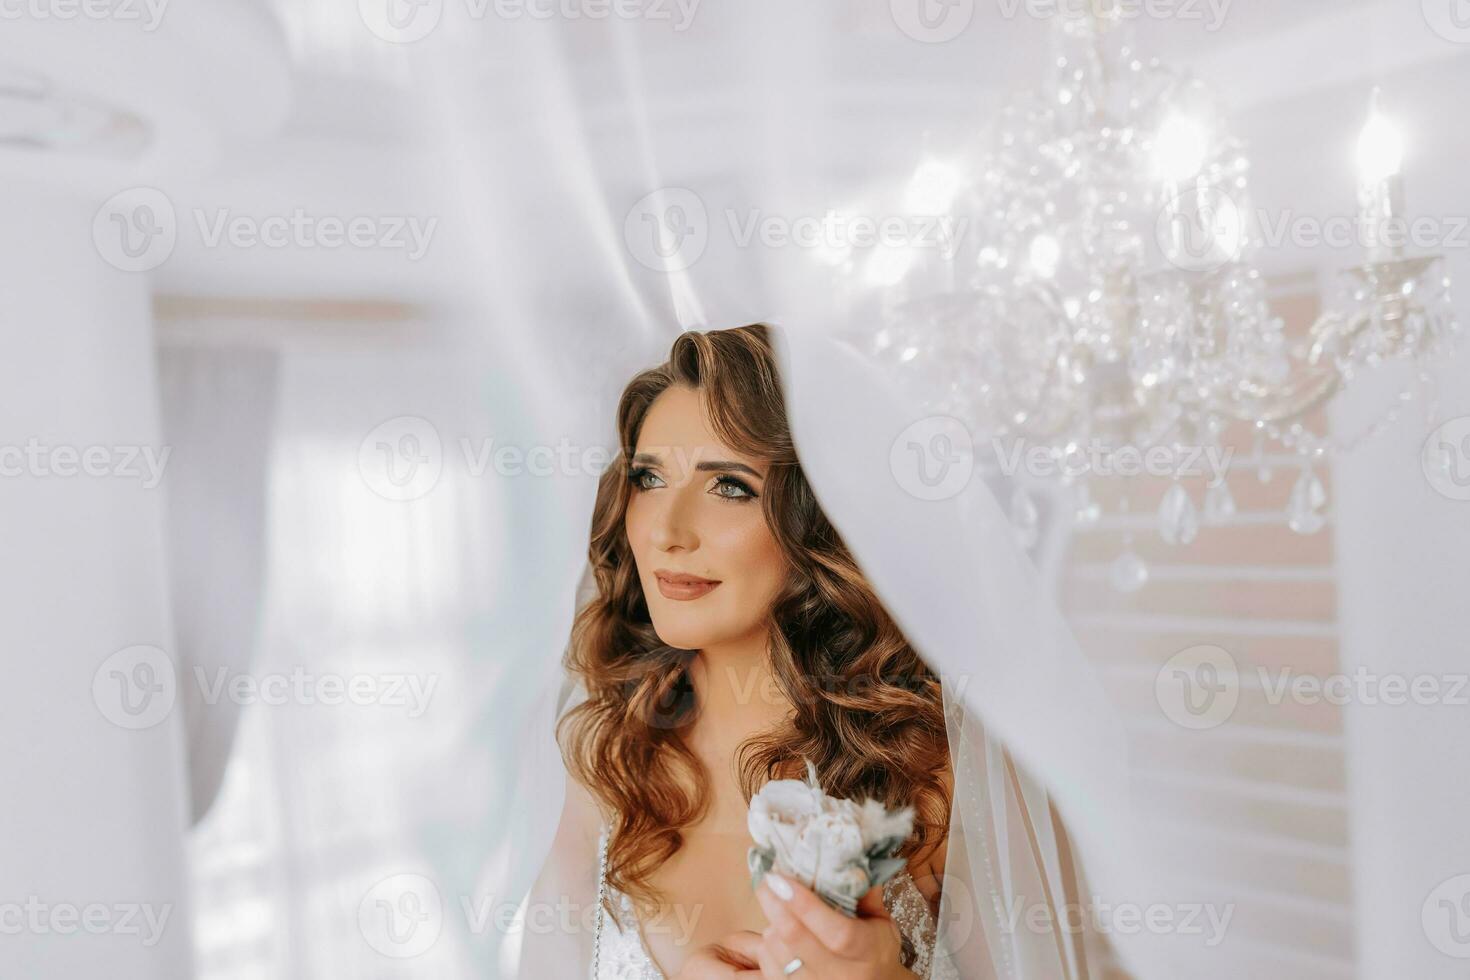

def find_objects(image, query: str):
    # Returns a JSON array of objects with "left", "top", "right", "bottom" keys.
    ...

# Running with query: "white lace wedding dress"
[{"left": 590, "top": 827, "right": 943, "bottom": 979}]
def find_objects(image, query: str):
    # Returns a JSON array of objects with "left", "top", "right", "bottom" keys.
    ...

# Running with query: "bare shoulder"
[
  {"left": 523, "top": 768, "right": 606, "bottom": 911},
  {"left": 562, "top": 769, "right": 605, "bottom": 842}
]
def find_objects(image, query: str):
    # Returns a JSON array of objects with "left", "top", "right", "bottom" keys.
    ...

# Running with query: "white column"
[
  {"left": 0, "top": 180, "right": 192, "bottom": 978},
  {"left": 1334, "top": 335, "right": 1470, "bottom": 977}
]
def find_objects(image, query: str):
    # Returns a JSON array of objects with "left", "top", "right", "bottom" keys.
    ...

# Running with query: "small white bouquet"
[{"left": 746, "top": 759, "right": 915, "bottom": 917}]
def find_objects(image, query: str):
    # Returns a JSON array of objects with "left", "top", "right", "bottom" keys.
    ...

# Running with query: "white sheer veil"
[
  {"left": 507, "top": 322, "right": 1154, "bottom": 980},
  {"left": 406, "top": 8, "right": 1236, "bottom": 978}
]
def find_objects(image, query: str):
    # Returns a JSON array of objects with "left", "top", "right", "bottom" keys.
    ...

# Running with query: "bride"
[{"left": 548, "top": 323, "right": 952, "bottom": 979}]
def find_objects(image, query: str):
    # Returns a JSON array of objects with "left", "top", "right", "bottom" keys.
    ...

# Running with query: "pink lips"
[{"left": 654, "top": 570, "right": 722, "bottom": 601}]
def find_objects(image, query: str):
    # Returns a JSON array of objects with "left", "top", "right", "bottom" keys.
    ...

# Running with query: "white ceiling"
[{"left": 6, "top": 0, "right": 1467, "bottom": 313}]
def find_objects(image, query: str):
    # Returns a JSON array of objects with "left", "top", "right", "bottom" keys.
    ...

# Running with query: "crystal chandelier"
[{"left": 864, "top": 8, "right": 1458, "bottom": 589}]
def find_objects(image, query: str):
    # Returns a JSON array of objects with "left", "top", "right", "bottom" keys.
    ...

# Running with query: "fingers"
[
  {"left": 676, "top": 949, "right": 743, "bottom": 980},
  {"left": 678, "top": 934, "right": 763, "bottom": 979},
  {"left": 855, "top": 882, "right": 891, "bottom": 919},
  {"left": 758, "top": 875, "right": 852, "bottom": 975},
  {"left": 754, "top": 933, "right": 801, "bottom": 980},
  {"left": 758, "top": 873, "right": 864, "bottom": 957},
  {"left": 758, "top": 923, "right": 824, "bottom": 980},
  {"left": 715, "top": 930, "right": 764, "bottom": 969}
]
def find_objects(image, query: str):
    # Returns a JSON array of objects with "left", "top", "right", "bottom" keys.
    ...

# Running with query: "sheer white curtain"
[
  {"left": 172, "top": 329, "right": 569, "bottom": 980},
  {"left": 158, "top": 345, "right": 279, "bottom": 827}
]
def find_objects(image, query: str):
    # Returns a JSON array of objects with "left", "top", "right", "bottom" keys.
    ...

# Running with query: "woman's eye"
[
  {"left": 628, "top": 467, "right": 664, "bottom": 491},
  {"left": 712, "top": 475, "right": 757, "bottom": 500}
]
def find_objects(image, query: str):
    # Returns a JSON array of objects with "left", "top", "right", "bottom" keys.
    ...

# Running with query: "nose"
[{"left": 649, "top": 484, "right": 699, "bottom": 553}]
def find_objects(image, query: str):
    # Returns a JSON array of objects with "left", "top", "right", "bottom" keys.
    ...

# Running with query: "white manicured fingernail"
[{"left": 767, "top": 873, "right": 793, "bottom": 900}]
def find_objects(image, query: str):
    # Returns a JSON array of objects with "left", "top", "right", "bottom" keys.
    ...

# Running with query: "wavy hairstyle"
[{"left": 557, "top": 323, "right": 951, "bottom": 914}]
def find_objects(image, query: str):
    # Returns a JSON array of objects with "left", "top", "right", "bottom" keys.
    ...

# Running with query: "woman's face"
[{"left": 624, "top": 384, "right": 787, "bottom": 652}]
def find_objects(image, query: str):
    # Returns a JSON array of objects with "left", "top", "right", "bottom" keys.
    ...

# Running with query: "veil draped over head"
[
  {"left": 406, "top": 5, "right": 1245, "bottom": 978},
  {"left": 511, "top": 324, "right": 1149, "bottom": 980}
]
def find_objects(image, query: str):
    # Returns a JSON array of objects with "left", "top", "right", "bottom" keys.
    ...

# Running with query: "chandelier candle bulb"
[
  {"left": 1357, "top": 91, "right": 1408, "bottom": 265},
  {"left": 1153, "top": 112, "right": 1209, "bottom": 183}
]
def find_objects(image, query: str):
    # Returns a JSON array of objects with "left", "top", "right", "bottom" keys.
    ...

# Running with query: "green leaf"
[{"left": 868, "top": 856, "right": 908, "bottom": 886}]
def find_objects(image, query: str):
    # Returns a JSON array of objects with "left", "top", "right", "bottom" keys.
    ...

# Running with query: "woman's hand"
[
  {"left": 751, "top": 873, "right": 915, "bottom": 980},
  {"left": 668, "top": 930, "right": 764, "bottom": 979}
]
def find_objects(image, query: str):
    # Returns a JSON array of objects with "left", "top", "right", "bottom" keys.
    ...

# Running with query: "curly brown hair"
[{"left": 556, "top": 323, "right": 951, "bottom": 915}]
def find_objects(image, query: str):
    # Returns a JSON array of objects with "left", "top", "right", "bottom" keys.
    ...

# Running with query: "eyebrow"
[{"left": 631, "top": 452, "right": 763, "bottom": 479}]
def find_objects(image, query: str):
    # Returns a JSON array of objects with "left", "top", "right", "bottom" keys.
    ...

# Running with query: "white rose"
[{"left": 748, "top": 777, "right": 823, "bottom": 851}]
